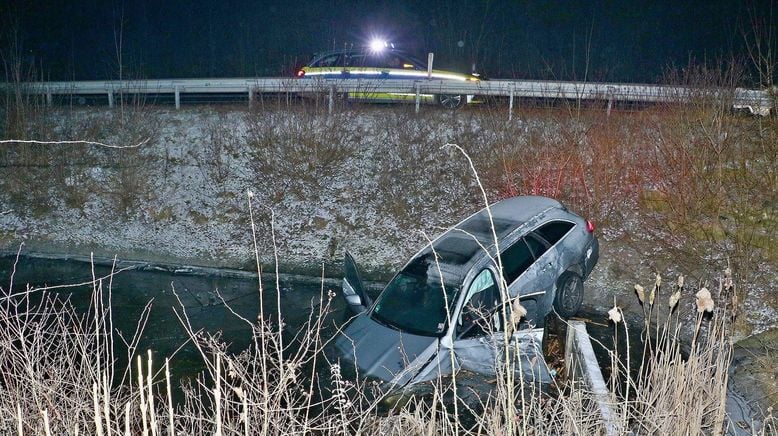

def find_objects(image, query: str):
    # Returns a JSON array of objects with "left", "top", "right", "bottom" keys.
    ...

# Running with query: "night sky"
[{"left": 1, "top": 0, "right": 775, "bottom": 84}]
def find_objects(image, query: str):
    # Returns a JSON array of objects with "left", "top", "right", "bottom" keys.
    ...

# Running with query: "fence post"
[
  {"left": 328, "top": 85, "right": 334, "bottom": 114},
  {"left": 174, "top": 86, "right": 180, "bottom": 110},
  {"left": 509, "top": 86, "right": 514, "bottom": 121},
  {"left": 415, "top": 83, "right": 421, "bottom": 114},
  {"left": 606, "top": 86, "right": 615, "bottom": 118}
]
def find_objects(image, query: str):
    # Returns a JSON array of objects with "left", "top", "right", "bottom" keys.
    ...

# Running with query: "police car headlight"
[{"left": 370, "top": 39, "right": 388, "bottom": 53}]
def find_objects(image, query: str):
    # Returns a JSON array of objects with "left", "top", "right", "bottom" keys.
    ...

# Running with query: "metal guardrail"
[{"left": 4, "top": 77, "right": 774, "bottom": 116}]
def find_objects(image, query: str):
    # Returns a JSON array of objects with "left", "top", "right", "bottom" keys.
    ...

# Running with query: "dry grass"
[
  {"left": 243, "top": 109, "right": 360, "bottom": 203},
  {"left": 0, "top": 101, "right": 159, "bottom": 218}
]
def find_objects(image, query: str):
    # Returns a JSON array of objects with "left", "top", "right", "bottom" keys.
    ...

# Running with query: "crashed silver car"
[{"left": 335, "top": 196, "right": 599, "bottom": 392}]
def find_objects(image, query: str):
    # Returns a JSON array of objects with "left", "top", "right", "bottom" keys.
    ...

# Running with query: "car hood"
[{"left": 334, "top": 313, "right": 438, "bottom": 385}]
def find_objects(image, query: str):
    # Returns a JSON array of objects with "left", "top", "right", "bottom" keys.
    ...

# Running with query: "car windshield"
[{"left": 372, "top": 254, "right": 460, "bottom": 337}]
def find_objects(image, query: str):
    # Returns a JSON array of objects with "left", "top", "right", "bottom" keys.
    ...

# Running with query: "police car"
[{"left": 296, "top": 40, "right": 480, "bottom": 109}]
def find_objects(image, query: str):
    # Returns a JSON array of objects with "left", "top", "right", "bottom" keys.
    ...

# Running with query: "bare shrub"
[
  {"left": 472, "top": 109, "right": 647, "bottom": 226},
  {"left": 244, "top": 108, "right": 359, "bottom": 203},
  {"left": 741, "top": 0, "right": 776, "bottom": 90},
  {"left": 634, "top": 62, "right": 777, "bottom": 319},
  {"left": 0, "top": 22, "right": 50, "bottom": 141},
  {"left": 372, "top": 111, "right": 481, "bottom": 225},
  {"left": 199, "top": 113, "right": 242, "bottom": 185},
  {"left": 0, "top": 257, "right": 148, "bottom": 434}
]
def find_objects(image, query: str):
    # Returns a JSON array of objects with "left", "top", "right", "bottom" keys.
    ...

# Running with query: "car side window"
[
  {"left": 535, "top": 221, "right": 574, "bottom": 246},
  {"left": 350, "top": 54, "right": 383, "bottom": 68},
  {"left": 312, "top": 54, "right": 341, "bottom": 67},
  {"left": 500, "top": 238, "right": 534, "bottom": 285},
  {"left": 345, "top": 54, "right": 361, "bottom": 67},
  {"left": 395, "top": 54, "right": 419, "bottom": 69},
  {"left": 458, "top": 269, "right": 500, "bottom": 338},
  {"left": 383, "top": 55, "right": 402, "bottom": 69},
  {"left": 525, "top": 234, "right": 549, "bottom": 259}
]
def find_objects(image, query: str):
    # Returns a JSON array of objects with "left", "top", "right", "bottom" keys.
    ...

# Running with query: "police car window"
[
  {"left": 399, "top": 54, "right": 425, "bottom": 69},
  {"left": 344, "top": 54, "right": 364, "bottom": 67},
  {"left": 312, "top": 54, "right": 341, "bottom": 67},
  {"left": 362, "top": 54, "right": 385, "bottom": 68},
  {"left": 535, "top": 221, "right": 574, "bottom": 246},
  {"left": 385, "top": 55, "right": 403, "bottom": 69},
  {"left": 500, "top": 238, "right": 534, "bottom": 285}
]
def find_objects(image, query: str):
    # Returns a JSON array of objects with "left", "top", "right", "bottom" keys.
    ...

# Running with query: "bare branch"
[{"left": 0, "top": 138, "right": 149, "bottom": 149}]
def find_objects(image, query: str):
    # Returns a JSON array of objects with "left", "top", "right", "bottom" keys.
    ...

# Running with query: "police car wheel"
[{"left": 438, "top": 94, "right": 464, "bottom": 109}]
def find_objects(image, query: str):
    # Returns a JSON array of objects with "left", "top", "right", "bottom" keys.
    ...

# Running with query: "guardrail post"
[
  {"left": 606, "top": 86, "right": 615, "bottom": 118},
  {"left": 509, "top": 86, "right": 514, "bottom": 121},
  {"left": 108, "top": 92, "right": 114, "bottom": 108},
  {"left": 248, "top": 87, "right": 253, "bottom": 108},
  {"left": 174, "top": 86, "right": 181, "bottom": 109},
  {"left": 46, "top": 92, "right": 53, "bottom": 106},
  {"left": 415, "top": 83, "right": 421, "bottom": 114},
  {"left": 328, "top": 85, "right": 334, "bottom": 114}
]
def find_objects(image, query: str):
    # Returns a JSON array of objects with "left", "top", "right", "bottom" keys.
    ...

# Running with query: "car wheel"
[
  {"left": 438, "top": 94, "right": 464, "bottom": 109},
  {"left": 553, "top": 272, "right": 583, "bottom": 318}
]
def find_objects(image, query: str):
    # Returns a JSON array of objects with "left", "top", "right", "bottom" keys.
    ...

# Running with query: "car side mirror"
[
  {"left": 342, "top": 277, "right": 367, "bottom": 314},
  {"left": 345, "top": 293, "right": 362, "bottom": 307}
]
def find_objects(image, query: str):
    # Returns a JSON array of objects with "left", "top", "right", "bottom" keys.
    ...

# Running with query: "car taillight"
[
  {"left": 586, "top": 220, "right": 595, "bottom": 233},
  {"left": 296, "top": 69, "right": 305, "bottom": 77}
]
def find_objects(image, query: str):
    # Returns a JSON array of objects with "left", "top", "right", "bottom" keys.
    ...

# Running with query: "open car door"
[{"left": 342, "top": 252, "right": 372, "bottom": 314}]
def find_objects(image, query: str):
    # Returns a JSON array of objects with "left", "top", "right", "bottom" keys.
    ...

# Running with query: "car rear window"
[{"left": 534, "top": 221, "right": 574, "bottom": 245}]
